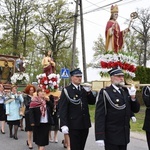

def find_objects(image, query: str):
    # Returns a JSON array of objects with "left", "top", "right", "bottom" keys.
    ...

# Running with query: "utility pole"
[
  {"left": 79, "top": 0, "right": 87, "bottom": 82},
  {"left": 71, "top": 0, "right": 79, "bottom": 71}
]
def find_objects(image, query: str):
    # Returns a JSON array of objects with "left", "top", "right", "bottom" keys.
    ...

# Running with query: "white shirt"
[
  {"left": 112, "top": 84, "right": 121, "bottom": 94},
  {"left": 72, "top": 83, "right": 80, "bottom": 90},
  {"left": 40, "top": 110, "right": 48, "bottom": 123}
]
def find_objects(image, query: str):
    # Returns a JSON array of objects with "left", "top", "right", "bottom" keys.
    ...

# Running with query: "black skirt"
[
  {"left": 33, "top": 123, "right": 49, "bottom": 146},
  {"left": 25, "top": 112, "right": 33, "bottom": 131},
  {"left": 0, "top": 104, "right": 6, "bottom": 121},
  {"left": 7, "top": 120, "right": 20, "bottom": 126}
]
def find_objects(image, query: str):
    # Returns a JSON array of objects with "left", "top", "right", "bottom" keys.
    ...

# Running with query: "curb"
[{"left": 130, "top": 131, "right": 146, "bottom": 141}]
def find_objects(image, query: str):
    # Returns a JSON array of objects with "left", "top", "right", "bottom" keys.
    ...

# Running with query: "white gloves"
[
  {"left": 61, "top": 126, "right": 69, "bottom": 134},
  {"left": 96, "top": 140, "right": 105, "bottom": 147},
  {"left": 128, "top": 85, "right": 136, "bottom": 96},
  {"left": 84, "top": 86, "right": 91, "bottom": 92},
  {"left": 131, "top": 116, "right": 137, "bottom": 123}
]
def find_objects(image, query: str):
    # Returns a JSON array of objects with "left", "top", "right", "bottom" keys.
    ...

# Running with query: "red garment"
[
  {"left": 105, "top": 20, "right": 124, "bottom": 53},
  {"left": 30, "top": 96, "right": 46, "bottom": 117},
  {"left": 43, "top": 65, "right": 55, "bottom": 76}
]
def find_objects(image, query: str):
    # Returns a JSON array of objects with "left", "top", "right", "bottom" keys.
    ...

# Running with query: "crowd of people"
[
  {"left": 0, "top": 83, "right": 61, "bottom": 150},
  {"left": 0, "top": 4, "right": 149, "bottom": 150}
]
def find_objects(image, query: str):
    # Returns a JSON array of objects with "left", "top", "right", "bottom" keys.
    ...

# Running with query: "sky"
[{"left": 68, "top": 0, "right": 150, "bottom": 82}]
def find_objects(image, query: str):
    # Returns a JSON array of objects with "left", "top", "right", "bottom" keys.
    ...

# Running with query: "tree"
[
  {"left": 131, "top": 8, "right": 150, "bottom": 67},
  {"left": 36, "top": 0, "right": 74, "bottom": 61},
  {"left": 0, "top": 0, "right": 37, "bottom": 56},
  {"left": 87, "top": 34, "right": 105, "bottom": 68},
  {"left": 124, "top": 31, "right": 143, "bottom": 66}
]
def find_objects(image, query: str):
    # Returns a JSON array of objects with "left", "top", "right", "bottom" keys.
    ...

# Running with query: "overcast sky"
[{"left": 68, "top": 0, "right": 150, "bottom": 82}]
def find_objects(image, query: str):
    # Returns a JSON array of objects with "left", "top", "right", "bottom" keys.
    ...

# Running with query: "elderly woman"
[
  {"left": 5, "top": 85, "right": 24, "bottom": 140},
  {"left": 0, "top": 84, "right": 6, "bottom": 134},
  {"left": 24, "top": 84, "right": 36, "bottom": 149},
  {"left": 29, "top": 88, "right": 54, "bottom": 150}
]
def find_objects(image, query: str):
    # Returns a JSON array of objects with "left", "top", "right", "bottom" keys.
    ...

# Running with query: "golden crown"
[{"left": 111, "top": 5, "right": 118, "bottom": 13}]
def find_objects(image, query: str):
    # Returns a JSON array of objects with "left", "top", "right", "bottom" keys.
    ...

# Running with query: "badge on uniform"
[
  {"left": 113, "top": 89, "right": 116, "bottom": 92},
  {"left": 116, "top": 99, "right": 119, "bottom": 103}
]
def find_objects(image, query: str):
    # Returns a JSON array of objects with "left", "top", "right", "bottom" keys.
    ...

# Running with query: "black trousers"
[
  {"left": 69, "top": 128, "right": 89, "bottom": 150},
  {"left": 105, "top": 142, "right": 127, "bottom": 150},
  {"left": 146, "top": 131, "right": 150, "bottom": 150}
]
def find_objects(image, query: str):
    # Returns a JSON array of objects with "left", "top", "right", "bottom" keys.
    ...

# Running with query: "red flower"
[
  {"left": 100, "top": 61, "right": 108, "bottom": 68},
  {"left": 45, "top": 89, "right": 50, "bottom": 94},
  {"left": 54, "top": 85, "right": 58, "bottom": 89},
  {"left": 51, "top": 77, "right": 57, "bottom": 82}
]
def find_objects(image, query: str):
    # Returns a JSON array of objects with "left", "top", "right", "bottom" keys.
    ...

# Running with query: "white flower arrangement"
[
  {"left": 99, "top": 52, "right": 137, "bottom": 78},
  {"left": 11, "top": 73, "right": 30, "bottom": 84},
  {"left": 36, "top": 73, "right": 61, "bottom": 93}
]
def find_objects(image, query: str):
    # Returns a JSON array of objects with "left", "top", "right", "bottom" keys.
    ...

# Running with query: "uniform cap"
[
  {"left": 70, "top": 68, "right": 82, "bottom": 76},
  {"left": 108, "top": 67, "right": 124, "bottom": 76}
]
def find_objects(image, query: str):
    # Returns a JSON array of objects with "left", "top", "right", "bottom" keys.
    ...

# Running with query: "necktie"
[
  {"left": 77, "top": 86, "right": 80, "bottom": 91},
  {"left": 119, "top": 87, "right": 123, "bottom": 95}
]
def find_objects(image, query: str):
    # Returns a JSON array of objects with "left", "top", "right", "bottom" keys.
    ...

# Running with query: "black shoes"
[
  {"left": 10, "top": 135, "right": 13, "bottom": 138},
  {"left": 26, "top": 140, "right": 33, "bottom": 149},
  {"left": 14, "top": 136, "right": 18, "bottom": 140},
  {"left": 1, "top": 129, "right": 5, "bottom": 134},
  {"left": 62, "top": 140, "right": 67, "bottom": 148},
  {"left": 10, "top": 134, "right": 18, "bottom": 140}
]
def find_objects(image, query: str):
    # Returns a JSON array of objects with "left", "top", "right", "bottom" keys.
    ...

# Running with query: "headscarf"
[{"left": 30, "top": 96, "right": 46, "bottom": 117}]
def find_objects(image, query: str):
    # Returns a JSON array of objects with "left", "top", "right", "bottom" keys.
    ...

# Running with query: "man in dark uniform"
[
  {"left": 142, "top": 86, "right": 150, "bottom": 149},
  {"left": 59, "top": 68, "right": 96, "bottom": 150},
  {"left": 95, "top": 67, "right": 140, "bottom": 150}
]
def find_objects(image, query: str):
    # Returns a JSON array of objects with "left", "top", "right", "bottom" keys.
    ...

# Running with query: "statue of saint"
[
  {"left": 105, "top": 5, "right": 129, "bottom": 53},
  {"left": 42, "top": 50, "right": 55, "bottom": 76},
  {"left": 1, "top": 61, "right": 11, "bottom": 83},
  {"left": 15, "top": 55, "right": 27, "bottom": 72}
]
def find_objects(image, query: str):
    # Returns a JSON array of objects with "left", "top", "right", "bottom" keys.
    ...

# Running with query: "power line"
[
  {"left": 83, "top": 0, "right": 107, "bottom": 10},
  {"left": 83, "top": 0, "right": 123, "bottom": 15},
  {"left": 81, "top": 0, "right": 142, "bottom": 28}
]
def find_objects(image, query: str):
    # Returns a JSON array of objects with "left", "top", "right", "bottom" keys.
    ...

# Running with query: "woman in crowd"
[
  {"left": 29, "top": 88, "right": 54, "bottom": 150},
  {"left": 5, "top": 85, "right": 24, "bottom": 140},
  {"left": 24, "top": 84, "right": 36, "bottom": 149},
  {"left": 0, "top": 84, "right": 6, "bottom": 134}
]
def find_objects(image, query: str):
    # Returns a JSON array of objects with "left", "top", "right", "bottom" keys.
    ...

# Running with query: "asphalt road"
[{"left": 0, "top": 122, "right": 148, "bottom": 150}]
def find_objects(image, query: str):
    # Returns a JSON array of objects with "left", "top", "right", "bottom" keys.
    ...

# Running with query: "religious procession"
[{"left": 0, "top": 0, "right": 150, "bottom": 150}]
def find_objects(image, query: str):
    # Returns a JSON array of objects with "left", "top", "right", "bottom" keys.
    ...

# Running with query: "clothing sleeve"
[
  {"left": 5, "top": 103, "right": 9, "bottom": 115},
  {"left": 59, "top": 88, "right": 69, "bottom": 128},
  {"left": 24, "top": 95, "right": 30, "bottom": 107},
  {"left": 125, "top": 87, "right": 140, "bottom": 113},
  {"left": 86, "top": 91, "right": 96, "bottom": 105},
  {"left": 142, "top": 86, "right": 150, "bottom": 107},
  {"left": 95, "top": 89, "right": 106, "bottom": 141}
]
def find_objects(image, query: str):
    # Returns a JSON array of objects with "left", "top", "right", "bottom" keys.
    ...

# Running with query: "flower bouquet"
[
  {"left": 36, "top": 73, "right": 61, "bottom": 94},
  {"left": 99, "top": 51, "right": 137, "bottom": 78},
  {"left": 11, "top": 73, "right": 30, "bottom": 85}
]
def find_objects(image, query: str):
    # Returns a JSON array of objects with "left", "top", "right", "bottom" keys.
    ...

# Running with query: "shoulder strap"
[
  {"left": 103, "top": 89, "right": 126, "bottom": 110},
  {"left": 64, "top": 88, "right": 81, "bottom": 105}
]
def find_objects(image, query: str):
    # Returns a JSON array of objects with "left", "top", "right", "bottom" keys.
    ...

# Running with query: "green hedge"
[{"left": 134, "top": 66, "right": 150, "bottom": 84}]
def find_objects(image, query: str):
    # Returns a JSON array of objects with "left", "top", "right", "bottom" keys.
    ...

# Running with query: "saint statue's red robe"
[{"left": 105, "top": 20, "right": 125, "bottom": 53}]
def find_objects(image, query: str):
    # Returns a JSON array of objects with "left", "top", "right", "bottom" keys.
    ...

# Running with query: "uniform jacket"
[
  {"left": 59, "top": 83, "right": 96, "bottom": 129},
  {"left": 95, "top": 85, "right": 140, "bottom": 145},
  {"left": 142, "top": 86, "right": 150, "bottom": 132},
  {"left": 24, "top": 95, "right": 32, "bottom": 114},
  {"left": 5, "top": 93, "right": 24, "bottom": 121},
  {"left": 29, "top": 100, "right": 54, "bottom": 126}
]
